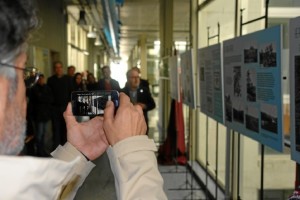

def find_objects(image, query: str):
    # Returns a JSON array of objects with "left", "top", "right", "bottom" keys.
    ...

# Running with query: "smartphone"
[{"left": 71, "top": 90, "right": 119, "bottom": 116}]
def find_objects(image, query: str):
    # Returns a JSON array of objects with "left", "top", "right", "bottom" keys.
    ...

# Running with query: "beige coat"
[{"left": 0, "top": 135, "right": 167, "bottom": 200}]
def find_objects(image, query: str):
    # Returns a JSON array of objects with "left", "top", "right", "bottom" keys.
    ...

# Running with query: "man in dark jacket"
[
  {"left": 122, "top": 68, "right": 155, "bottom": 135},
  {"left": 30, "top": 74, "right": 53, "bottom": 156},
  {"left": 132, "top": 66, "right": 150, "bottom": 89},
  {"left": 98, "top": 65, "right": 120, "bottom": 91},
  {"left": 47, "top": 61, "right": 72, "bottom": 149}
]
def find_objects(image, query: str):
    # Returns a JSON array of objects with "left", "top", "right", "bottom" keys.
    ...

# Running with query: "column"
[
  {"left": 159, "top": 0, "right": 173, "bottom": 139},
  {"left": 139, "top": 34, "right": 147, "bottom": 79}
]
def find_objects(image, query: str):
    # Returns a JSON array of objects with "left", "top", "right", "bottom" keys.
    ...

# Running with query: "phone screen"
[{"left": 71, "top": 90, "right": 119, "bottom": 116}]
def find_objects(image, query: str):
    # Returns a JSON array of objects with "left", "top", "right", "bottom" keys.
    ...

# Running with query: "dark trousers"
[
  {"left": 51, "top": 106, "right": 67, "bottom": 150},
  {"left": 34, "top": 121, "right": 48, "bottom": 156}
]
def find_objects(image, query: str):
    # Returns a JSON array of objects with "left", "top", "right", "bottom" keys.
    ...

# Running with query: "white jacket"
[{"left": 0, "top": 135, "right": 167, "bottom": 200}]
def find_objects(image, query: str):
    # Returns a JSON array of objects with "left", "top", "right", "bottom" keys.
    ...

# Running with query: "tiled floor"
[
  {"left": 159, "top": 165, "right": 207, "bottom": 200},
  {"left": 75, "top": 157, "right": 207, "bottom": 200}
]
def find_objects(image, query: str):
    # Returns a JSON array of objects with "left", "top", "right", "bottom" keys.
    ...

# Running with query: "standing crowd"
[{"left": 26, "top": 62, "right": 156, "bottom": 157}]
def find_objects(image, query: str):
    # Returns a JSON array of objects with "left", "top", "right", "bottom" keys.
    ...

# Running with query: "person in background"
[
  {"left": 86, "top": 72, "right": 100, "bottom": 91},
  {"left": 132, "top": 66, "right": 150, "bottom": 89},
  {"left": 47, "top": 61, "right": 72, "bottom": 149},
  {"left": 71, "top": 72, "right": 88, "bottom": 122},
  {"left": 98, "top": 65, "right": 121, "bottom": 91},
  {"left": 0, "top": 0, "right": 167, "bottom": 199},
  {"left": 72, "top": 72, "right": 86, "bottom": 92},
  {"left": 30, "top": 74, "right": 53, "bottom": 156},
  {"left": 24, "top": 67, "right": 39, "bottom": 155},
  {"left": 122, "top": 68, "right": 156, "bottom": 134},
  {"left": 67, "top": 65, "right": 76, "bottom": 77}
]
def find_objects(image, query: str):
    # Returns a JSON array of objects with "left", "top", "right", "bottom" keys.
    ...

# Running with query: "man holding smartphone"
[{"left": 0, "top": 0, "right": 167, "bottom": 199}]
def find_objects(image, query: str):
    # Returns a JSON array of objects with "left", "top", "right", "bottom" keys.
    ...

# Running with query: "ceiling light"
[
  {"left": 94, "top": 36, "right": 102, "bottom": 46},
  {"left": 83, "top": 50, "right": 89, "bottom": 55},
  {"left": 78, "top": 10, "right": 87, "bottom": 26},
  {"left": 87, "top": 26, "right": 97, "bottom": 38}
]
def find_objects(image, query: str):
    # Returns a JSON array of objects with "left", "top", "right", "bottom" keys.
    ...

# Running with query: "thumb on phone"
[{"left": 104, "top": 100, "right": 115, "bottom": 121}]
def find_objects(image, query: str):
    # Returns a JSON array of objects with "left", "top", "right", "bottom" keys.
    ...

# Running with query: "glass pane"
[
  {"left": 197, "top": 0, "right": 297, "bottom": 199},
  {"left": 197, "top": 0, "right": 235, "bottom": 190},
  {"left": 198, "top": 0, "right": 206, "bottom": 5},
  {"left": 207, "top": 118, "right": 217, "bottom": 178},
  {"left": 207, "top": 120, "right": 227, "bottom": 190},
  {"left": 240, "top": 139, "right": 295, "bottom": 200},
  {"left": 197, "top": 112, "right": 207, "bottom": 166},
  {"left": 198, "top": 0, "right": 235, "bottom": 48},
  {"left": 218, "top": 124, "right": 227, "bottom": 187},
  {"left": 240, "top": 0, "right": 265, "bottom": 35},
  {"left": 240, "top": 136, "right": 261, "bottom": 200},
  {"left": 269, "top": 0, "right": 300, "bottom": 7}
]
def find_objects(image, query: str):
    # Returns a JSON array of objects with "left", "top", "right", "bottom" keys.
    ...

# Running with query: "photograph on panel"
[
  {"left": 245, "top": 105, "right": 259, "bottom": 133},
  {"left": 244, "top": 45, "right": 258, "bottom": 64},
  {"left": 260, "top": 103, "right": 278, "bottom": 134},
  {"left": 259, "top": 42, "right": 277, "bottom": 67},
  {"left": 246, "top": 69, "right": 257, "bottom": 102},
  {"left": 232, "top": 99, "right": 245, "bottom": 124}
]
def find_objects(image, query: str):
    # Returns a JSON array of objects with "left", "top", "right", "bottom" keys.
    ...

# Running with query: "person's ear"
[{"left": 0, "top": 77, "right": 9, "bottom": 132}]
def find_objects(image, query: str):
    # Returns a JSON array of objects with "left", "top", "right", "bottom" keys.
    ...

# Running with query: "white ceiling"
[
  {"left": 119, "top": 0, "right": 190, "bottom": 60},
  {"left": 65, "top": 0, "right": 190, "bottom": 61},
  {"left": 119, "top": 0, "right": 160, "bottom": 59}
]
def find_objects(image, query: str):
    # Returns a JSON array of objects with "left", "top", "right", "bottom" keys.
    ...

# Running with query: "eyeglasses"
[{"left": 0, "top": 62, "right": 40, "bottom": 88}]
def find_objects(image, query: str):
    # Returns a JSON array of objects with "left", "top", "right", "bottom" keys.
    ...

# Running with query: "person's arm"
[
  {"left": 51, "top": 103, "right": 109, "bottom": 200},
  {"left": 103, "top": 93, "right": 167, "bottom": 200},
  {"left": 51, "top": 142, "right": 95, "bottom": 200},
  {"left": 107, "top": 136, "right": 167, "bottom": 200}
]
